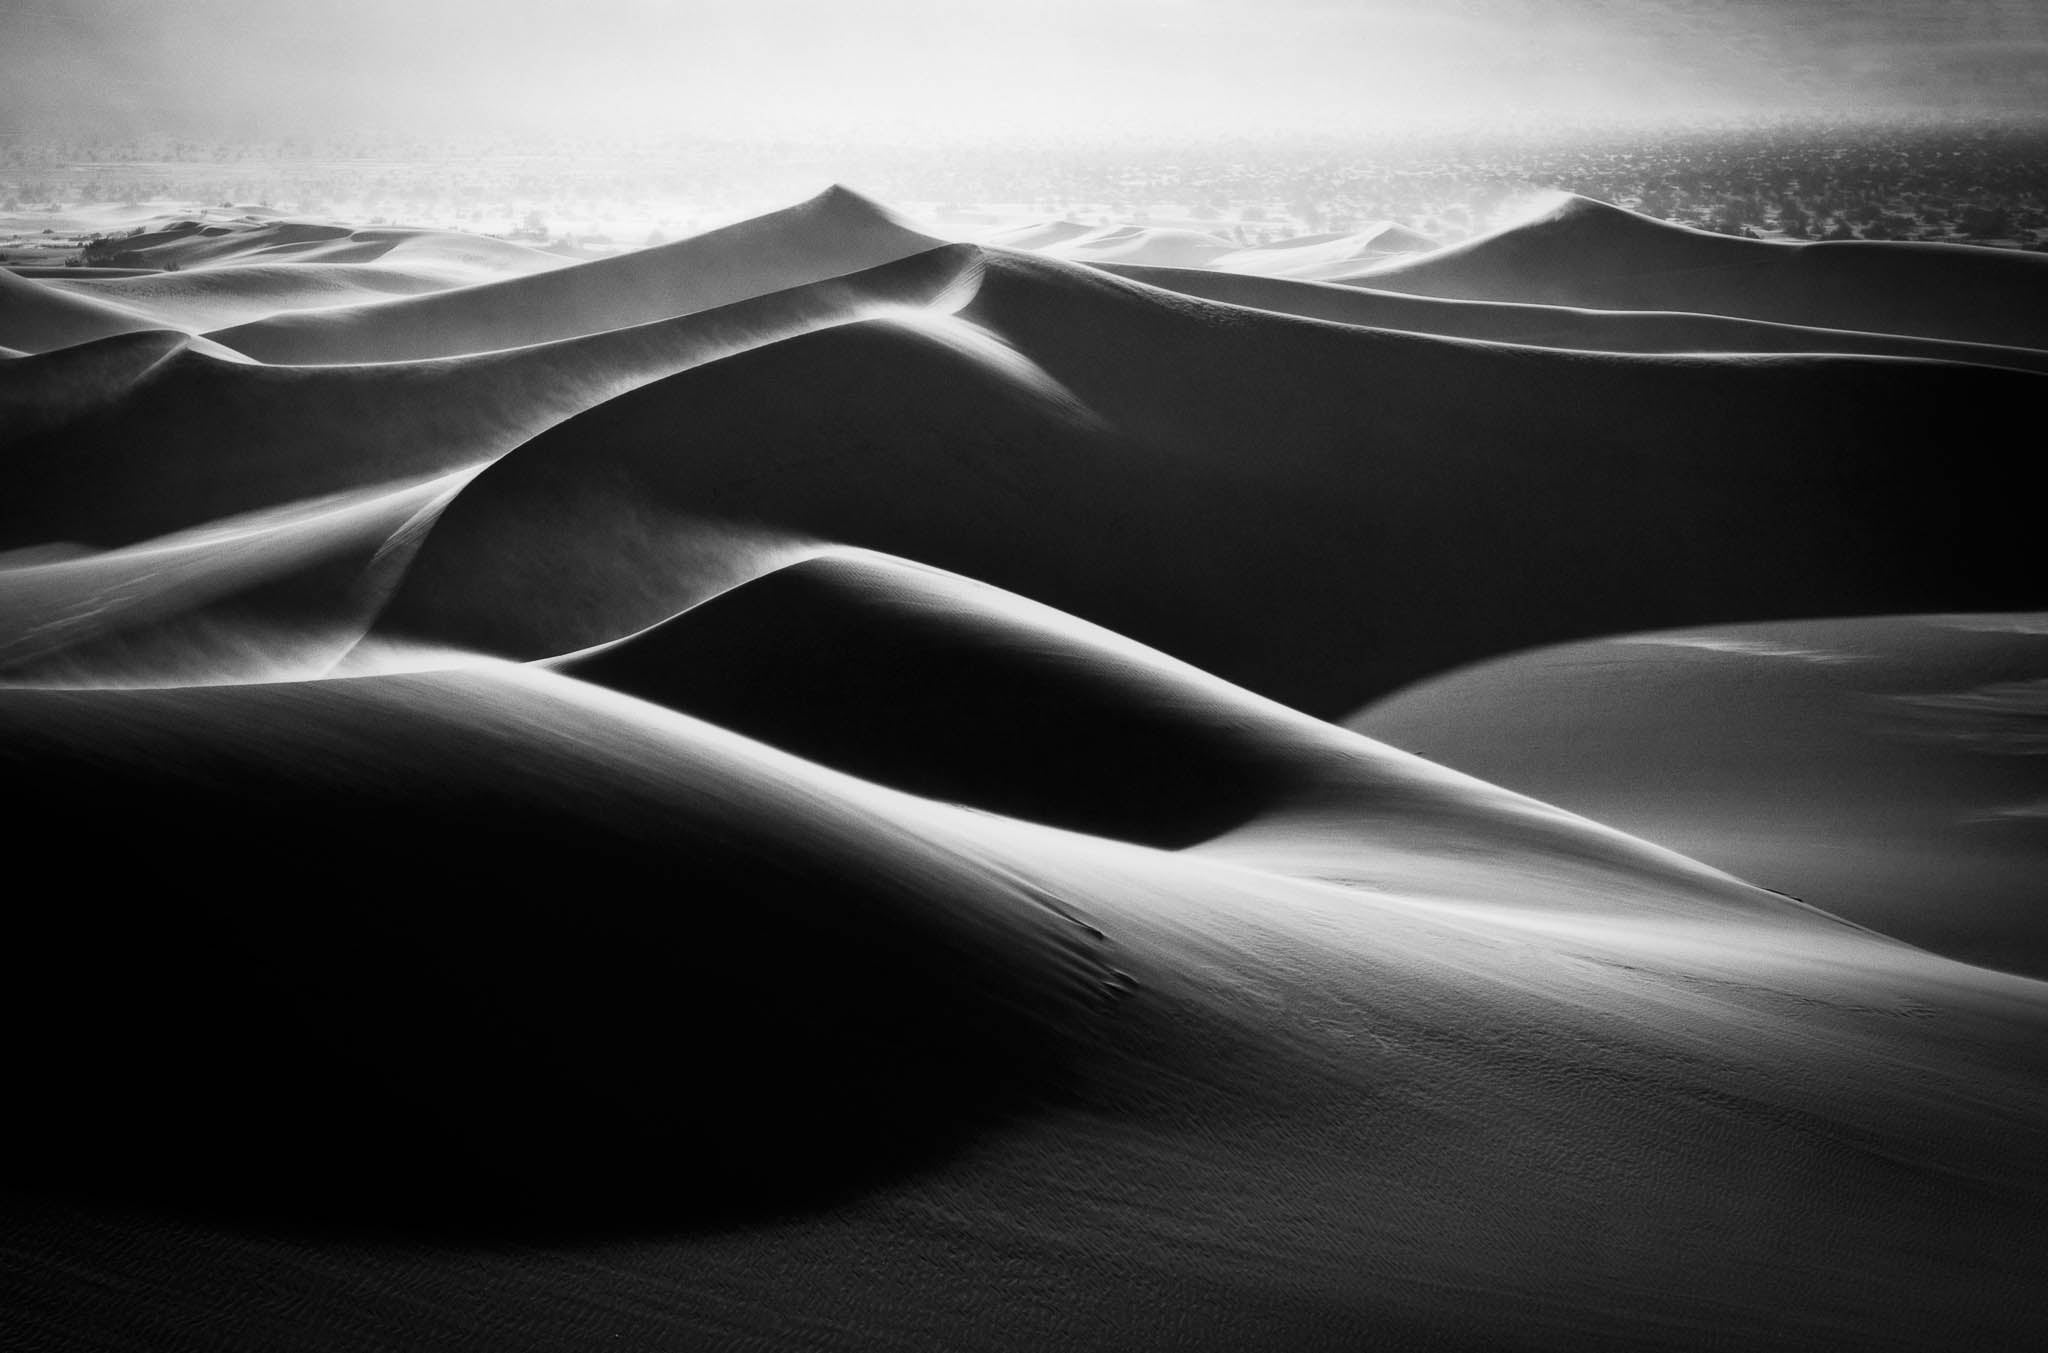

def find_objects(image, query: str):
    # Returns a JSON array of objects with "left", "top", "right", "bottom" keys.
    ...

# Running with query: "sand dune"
[
  {"left": 0, "top": 244, "right": 981, "bottom": 553},
  {"left": 70, "top": 211, "right": 567, "bottom": 277},
  {"left": 209, "top": 186, "right": 945, "bottom": 363},
  {"left": 0, "top": 268, "right": 245, "bottom": 356},
  {"left": 7, "top": 557, "right": 2046, "bottom": 1350},
  {"left": 5, "top": 190, "right": 2046, "bottom": 1353},
  {"left": 1208, "top": 221, "right": 1440, "bottom": 277},
  {"left": 377, "top": 246, "right": 2047, "bottom": 715},
  {"left": 1343, "top": 193, "right": 2048, "bottom": 348},
  {"left": 47, "top": 260, "right": 513, "bottom": 332},
  {"left": 984, "top": 220, "right": 1242, "bottom": 268},
  {"left": 980, "top": 218, "right": 1100, "bottom": 251},
  {"left": 560, "top": 549, "right": 1796, "bottom": 912},
  {"left": 1353, "top": 612, "right": 2048, "bottom": 977},
  {"left": 0, "top": 659, "right": 1123, "bottom": 1223},
  {"left": 1098, "top": 261, "right": 2048, "bottom": 372},
  {"left": 1036, "top": 223, "right": 1241, "bottom": 268}
]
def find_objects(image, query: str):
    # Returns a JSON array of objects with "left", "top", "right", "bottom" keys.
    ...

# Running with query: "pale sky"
[{"left": 4, "top": 0, "right": 2045, "bottom": 141}]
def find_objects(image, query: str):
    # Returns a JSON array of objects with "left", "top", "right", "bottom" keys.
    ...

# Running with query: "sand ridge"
[{"left": 3, "top": 189, "right": 2045, "bottom": 1352}]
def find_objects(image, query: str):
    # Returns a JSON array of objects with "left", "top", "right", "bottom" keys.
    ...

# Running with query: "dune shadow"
[{"left": 0, "top": 674, "right": 1125, "bottom": 1242}]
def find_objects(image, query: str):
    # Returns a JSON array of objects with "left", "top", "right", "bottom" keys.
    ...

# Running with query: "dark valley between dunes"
[{"left": 3, "top": 179, "right": 2046, "bottom": 1352}]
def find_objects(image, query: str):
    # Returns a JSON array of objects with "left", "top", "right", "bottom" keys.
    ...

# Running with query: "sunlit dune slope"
[
  {"left": 69, "top": 212, "right": 566, "bottom": 277},
  {"left": 980, "top": 219, "right": 1098, "bottom": 251},
  {"left": 1354, "top": 612, "right": 2048, "bottom": 977},
  {"left": 1208, "top": 221, "right": 1440, "bottom": 277},
  {"left": 377, "top": 247, "right": 2047, "bottom": 715},
  {"left": 1100, "top": 261, "right": 2048, "bottom": 372},
  {"left": 0, "top": 244, "right": 981, "bottom": 552},
  {"left": 48, "top": 260, "right": 505, "bottom": 332},
  {"left": 0, "top": 268, "right": 246, "bottom": 357},
  {"left": 559, "top": 549, "right": 1800, "bottom": 925},
  {"left": 1345, "top": 193, "right": 2048, "bottom": 349},
  {"left": 208, "top": 186, "right": 945, "bottom": 363},
  {"left": 1038, "top": 224, "right": 1239, "bottom": 268},
  {"left": 0, "top": 472, "right": 464, "bottom": 678}
]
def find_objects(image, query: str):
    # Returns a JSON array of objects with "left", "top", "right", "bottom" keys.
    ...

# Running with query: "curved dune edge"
[
  {"left": 206, "top": 185, "right": 947, "bottom": 363},
  {"left": 0, "top": 660, "right": 1129, "bottom": 1224},
  {"left": 1352, "top": 611, "right": 2048, "bottom": 979},
  {"left": 0, "top": 271, "right": 253, "bottom": 359},
  {"left": 555, "top": 548, "right": 1821, "bottom": 928},
  {"left": 3, "top": 638, "right": 2044, "bottom": 1344},
  {"left": 1340, "top": 192, "right": 2048, "bottom": 348},
  {"left": 1096, "top": 260, "right": 2048, "bottom": 374},
  {"left": 52, "top": 261, "right": 498, "bottom": 332},
  {"left": 3, "top": 190, "right": 2047, "bottom": 1351},
  {"left": 372, "top": 245, "right": 2047, "bottom": 716},
  {"left": 0, "top": 244, "right": 983, "bottom": 553}
]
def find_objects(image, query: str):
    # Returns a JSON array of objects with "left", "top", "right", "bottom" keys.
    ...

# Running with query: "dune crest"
[
  {"left": 1098, "top": 261, "right": 2048, "bottom": 372},
  {"left": 1346, "top": 192, "right": 2048, "bottom": 347},
  {"left": 208, "top": 185, "right": 947, "bottom": 363},
  {"left": 373, "top": 245, "right": 2047, "bottom": 714},
  {"left": 0, "top": 245, "right": 984, "bottom": 553}
]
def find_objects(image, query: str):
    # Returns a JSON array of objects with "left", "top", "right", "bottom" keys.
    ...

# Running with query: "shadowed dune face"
[
  {"left": 0, "top": 268, "right": 188, "bottom": 355},
  {"left": 1098, "top": 261, "right": 2048, "bottom": 374},
  {"left": 374, "top": 246, "right": 2047, "bottom": 716},
  {"left": 559, "top": 553, "right": 1302, "bottom": 848},
  {"left": 0, "top": 244, "right": 983, "bottom": 554},
  {"left": 0, "top": 665, "right": 1124, "bottom": 1229}
]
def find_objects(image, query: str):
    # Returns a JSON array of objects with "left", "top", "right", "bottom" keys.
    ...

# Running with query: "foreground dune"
[
  {"left": 6, "top": 555, "right": 2046, "bottom": 1350},
  {"left": 3, "top": 189, "right": 2045, "bottom": 1352},
  {"left": 1097, "top": 261, "right": 2048, "bottom": 373}
]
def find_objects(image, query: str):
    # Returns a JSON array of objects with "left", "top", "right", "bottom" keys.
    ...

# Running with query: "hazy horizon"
[{"left": 5, "top": 0, "right": 2047, "bottom": 146}]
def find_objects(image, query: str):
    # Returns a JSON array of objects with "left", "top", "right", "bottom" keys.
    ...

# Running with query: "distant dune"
[
  {"left": 982, "top": 195, "right": 2048, "bottom": 349},
  {"left": 1036, "top": 223, "right": 1241, "bottom": 268},
  {"left": 1097, "top": 262, "right": 2048, "bottom": 372},
  {"left": 3, "top": 188, "right": 2045, "bottom": 1353},
  {"left": 209, "top": 186, "right": 945, "bottom": 363},
  {"left": 1343, "top": 193, "right": 2048, "bottom": 348},
  {"left": 0, "top": 267, "right": 245, "bottom": 357},
  {"left": 0, "top": 244, "right": 982, "bottom": 550},
  {"left": 1353, "top": 612, "right": 2048, "bottom": 978},
  {"left": 1208, "top": 221, "right": 1440, "bottom": 277},
  {"left": 48, "top": 260, "right": 517, "bottom": 332},
  {"left": 377, "top": 246, "right": 2045, "bottom": 713}
]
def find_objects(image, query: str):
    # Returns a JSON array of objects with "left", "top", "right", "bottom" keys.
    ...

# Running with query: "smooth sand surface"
[
  {"left": 1095, "top": 261, "right": 2048, "bottom": 373},
  {"left": 1208, "top": 221, "right": 1441, "bottom": 277},
  {"left": 1339, "top": 193, "right": 2048, "bottom": 348},
  {"left": 3, "top": 190, "right": 2044, "bottom": 1352},
  {"left": 208, "top": 186, "right": 946, "bottom": 363},
  {"left": 1351, "top": 613, "right": 2048, "bottom": 979}
]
